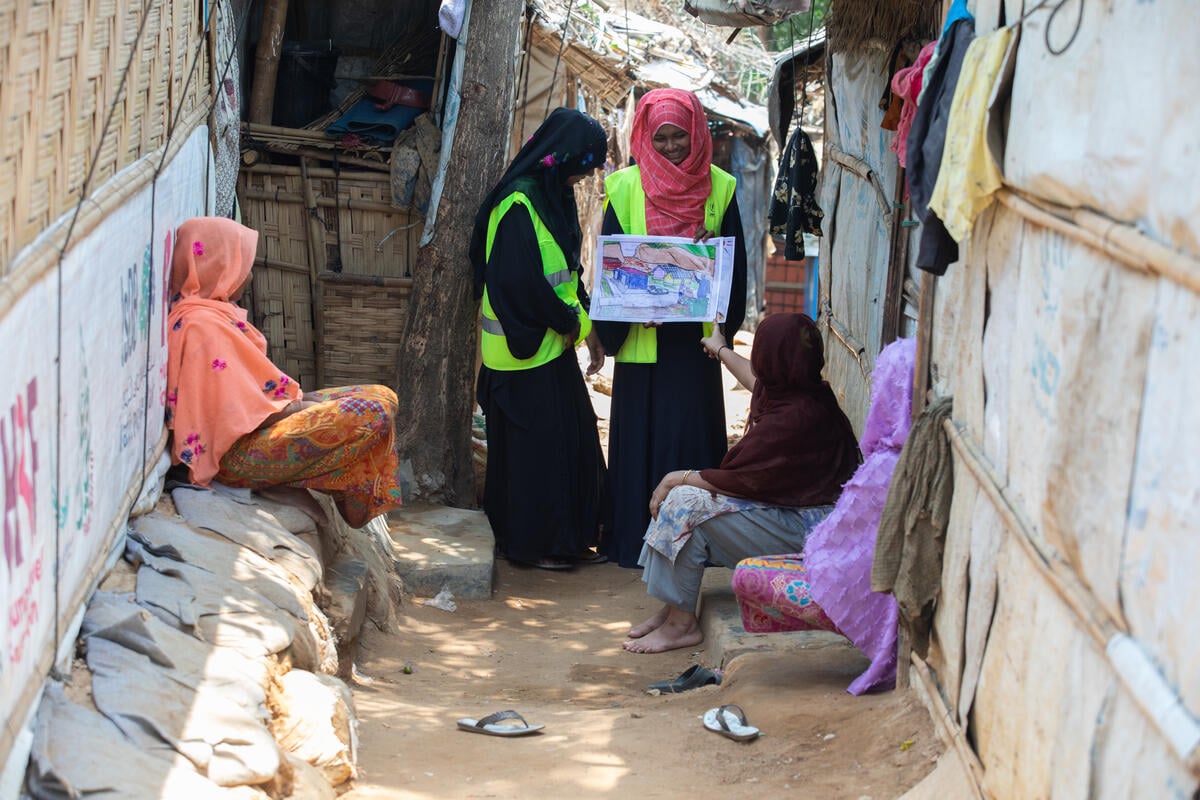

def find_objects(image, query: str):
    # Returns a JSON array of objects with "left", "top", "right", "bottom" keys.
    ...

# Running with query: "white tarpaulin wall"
[
  {"left": 0, "top": 126, "right": 212, "bottom": 764},
  {"left": 1001, "top": 0, "right": 1200, "bottom": 261},
  {"left": 918, "top": 2, "right": 1200, "bottom": 797},
  {"left": 815, "top": 1, "right": 1200, "bottom": 795}
]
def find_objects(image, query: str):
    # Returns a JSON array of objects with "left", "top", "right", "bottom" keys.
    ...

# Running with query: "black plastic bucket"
[{"left": 272, "top": 40, "right": 339, "bottom": 128}]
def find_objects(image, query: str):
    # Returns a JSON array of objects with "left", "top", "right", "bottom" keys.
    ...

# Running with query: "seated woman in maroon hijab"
[{"left": 623, "top": 313, "right": 860, "bottom": 654}]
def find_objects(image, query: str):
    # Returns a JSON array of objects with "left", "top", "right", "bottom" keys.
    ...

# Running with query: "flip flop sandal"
[
  {"left": 456, "top": 710, "right": 545, "bottom": 737},
  {"left": 703, "top": 704, "right": 760, "bottom": 742},
  {"left": 648, "top": 664, "right": 722, "bottom": 693}
]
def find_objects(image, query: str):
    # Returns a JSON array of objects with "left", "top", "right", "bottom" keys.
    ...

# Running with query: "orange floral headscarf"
[
  {"left": 165, "top": 217, "right": 301, "bottom": 485},
  {"left": 629, "top": 88, "right": 714, "bottom": 237}
]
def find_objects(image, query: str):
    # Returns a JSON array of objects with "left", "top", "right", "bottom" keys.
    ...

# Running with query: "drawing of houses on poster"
[{"left": 589, "top": 234, "right": 735, "bottom": 323}]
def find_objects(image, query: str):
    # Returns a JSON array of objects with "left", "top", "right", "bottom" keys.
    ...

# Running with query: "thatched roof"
[{"left": 824, "top": 0, "right": 939, "bottom": 53}]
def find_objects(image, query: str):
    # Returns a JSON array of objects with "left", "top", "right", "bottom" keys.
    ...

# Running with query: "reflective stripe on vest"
[
  {"left": 603, "top": 165, "right": 736, "bottom": 363},
  {"left": 480, "top": 191, "right": 591, "bottom": 371}
]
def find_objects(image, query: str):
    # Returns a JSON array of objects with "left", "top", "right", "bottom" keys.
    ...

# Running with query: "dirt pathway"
[{"left": 341, "top": 561, "right": 939, "bottom": 799}]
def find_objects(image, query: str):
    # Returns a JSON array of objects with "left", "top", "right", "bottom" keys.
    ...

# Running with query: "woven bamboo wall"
[
  {"left": 317, "top": 272, "right": 411, "bottom": 389},
  {"left": 0, "top": 0, "right": 208, "bottom": 273},
  {"left": 238, "top": 162, "right": 419, "bottom": 391}
]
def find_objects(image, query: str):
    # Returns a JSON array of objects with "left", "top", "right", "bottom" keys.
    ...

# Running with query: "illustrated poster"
[{"left": 589, "top": 234, "right": 735, "bottom": 323}]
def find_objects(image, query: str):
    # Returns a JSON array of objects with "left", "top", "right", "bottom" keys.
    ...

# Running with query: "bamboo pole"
[
  {"left": 299, "top": 157, "right": 327, "bottom": 384},
  {"left": 243, "top": 162, "right": 387, "bottom": 182},
  {"left": 252, "top": 144, "right": 391, "bottom": 173},
  {"left": 881, "top": 167, "right": 912, "bottom": 345},
  {"left": 997, "top": 190, "right": 1200, "bottom": 293},
  {"left": 240, "top": 188, "right": 399, "bottom": 215},
  {"left": 943, "top": 418, "right": 1121, "bottom": 646},
  {"left": 249, "top": 0, "right": 290, "bottom": 124},
  {"left": 911, "top": 273, "right": 936, "bottom": 420},
  {"left": 827, "top": 145, "right": 893, "bottom": 227},
  {"left": 911, "top": 652, "right": 989, "bottom": 799},
  {"left": 943, "top": 417, "right": 1200, "bottom": 777}
]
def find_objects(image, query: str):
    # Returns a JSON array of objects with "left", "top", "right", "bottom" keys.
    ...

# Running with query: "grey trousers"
[{"left": 638, "top": 504, "right": 834, "bottom": 612}]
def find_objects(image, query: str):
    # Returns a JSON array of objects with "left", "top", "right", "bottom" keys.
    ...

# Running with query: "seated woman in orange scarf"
[{"left": 165, "top": 216, "right": 403, "bottom": 528}]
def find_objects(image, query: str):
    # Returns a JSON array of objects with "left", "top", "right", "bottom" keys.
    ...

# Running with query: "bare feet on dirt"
[
  {"left": 622, "top": 607, "right": 704, "bottom": 654},
  {"left": 627, "top": 604, "right": 670, "bottom": 638}
]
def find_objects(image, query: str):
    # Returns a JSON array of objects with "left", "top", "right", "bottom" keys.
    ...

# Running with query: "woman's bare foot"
[
  {"left": 256, "top": 486, "right": 329, "bottom": 527},
  {"left": 628, "top": 604, "right": 671, "bottom": 638},
  {"left": 622, "top": 608, "right": 703, "bottom": 654}
]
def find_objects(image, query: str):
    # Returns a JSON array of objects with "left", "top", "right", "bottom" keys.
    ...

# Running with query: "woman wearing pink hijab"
[
  {"left": 166, "top": 216, "right": 403, "bottom": 527},
  {"left": 594, "top": 88, "right": 748, "bottom": 568}
]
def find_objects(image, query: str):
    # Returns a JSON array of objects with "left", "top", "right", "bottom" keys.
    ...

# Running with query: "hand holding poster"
[{"left": 589, "top": 234, "right": 736, "bottom": 323}]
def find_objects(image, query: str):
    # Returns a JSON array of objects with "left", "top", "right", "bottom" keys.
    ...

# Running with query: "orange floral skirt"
[{"left": 216, "top": 384, "right": 403, "bottom": 527}]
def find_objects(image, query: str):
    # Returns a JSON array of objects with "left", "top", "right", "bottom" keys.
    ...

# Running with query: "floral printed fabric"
[
  {"left": 768, "top": 126, "right": 824, "bottom": 260},
  {"left": 643, "top": 485, "right": 777, "bottom": 563},
  {"left": 167, "top": 218, "right": 302, "bottom": 486},
  {"left": 216, "top": 384, "right": 404, "bottom": 528},
  {"left": 731, "top": 555, "right": 841, "bottom": 634}
]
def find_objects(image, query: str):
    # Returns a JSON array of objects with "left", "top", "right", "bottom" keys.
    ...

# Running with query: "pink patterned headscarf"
[{"left": 629, "top": 89, "right": 714, "bottom": 237}]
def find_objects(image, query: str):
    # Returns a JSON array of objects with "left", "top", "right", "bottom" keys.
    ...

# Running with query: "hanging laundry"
[
  {"left": 929, "top": 27, "right": 1018, "bottom": 243},
  {"left": 905, "top": 16, "right": 976, "bottom": 275},
  {"left": 439, "top": 0, "right": 466, "bottom": 38},
  {"left": 768, "top": 126, "right": 824, "bottom": 261},
  {"left": 889, "top": 41, "right": 936, "bottom": 168}
]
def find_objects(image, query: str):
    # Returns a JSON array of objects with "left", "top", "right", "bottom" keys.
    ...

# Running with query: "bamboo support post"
[
  {"left": 207, "top": 11, "right": 219, "bottom": 156},
  {"left": 249, "top": 0, "right": 290, "bottom": 124},
  {"left": 911, "top": 652, "right": 989, "bottom": 799},
  {"left": 299, "top": 157, "right": 327, "bottom": 383},
  {"left": 881, "top": 166, "right": 912, "bottom": 345},
  {"left": 912, "top": 273, "right": 936, "bottom": 420},
  {"left": 997, "top": 190, "right": 1200, "bottom": 293},
  {"left": 240, "top": 187, "right": 398, "bottom": 215}
]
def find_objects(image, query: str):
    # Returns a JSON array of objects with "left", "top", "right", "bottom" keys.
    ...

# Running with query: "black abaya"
[
  {"left": 594, "top": 194, "right": 748, "bottom": 567},
  {"left": 477, "top": 206, "right": 607, "bottom": 563}
]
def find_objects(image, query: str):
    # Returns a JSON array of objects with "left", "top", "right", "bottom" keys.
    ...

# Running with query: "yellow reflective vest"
[
  {"left": 480, "top": 191, "right": 590, "bottom": 371},
  {"left": 602, "top": 165, "right": 737, "bottom": 363}
]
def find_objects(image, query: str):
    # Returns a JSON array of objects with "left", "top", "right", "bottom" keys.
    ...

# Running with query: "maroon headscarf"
[{"left": 700, "top": 314, "right": 860, "bottom": 506}]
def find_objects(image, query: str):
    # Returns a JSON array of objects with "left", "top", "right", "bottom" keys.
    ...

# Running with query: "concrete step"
[
  {"left": 384, "top": 503, "right": 495, "bottom": 600},
  {"left": 697, "top": 567, "right": 854, "bottom": 669}
]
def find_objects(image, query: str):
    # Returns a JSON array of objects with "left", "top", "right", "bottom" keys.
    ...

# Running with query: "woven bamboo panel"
[
  {"left": 252, "top": 260, "right": 317, "bottom": 391},
  {"left": 0, "top": 0, "right": 207, "bottom": 273},
  {"left": 237, "top": 167, "right": 315, "bottom": 388},
  {"left": 313, "top": 172, "right": 418, "bottom": 278},
  {"left": 238, "top": 160, "right": 420, "bottom": 391},
  {"left": 317, "top": 272, "right": 411, "bottom": 389}
]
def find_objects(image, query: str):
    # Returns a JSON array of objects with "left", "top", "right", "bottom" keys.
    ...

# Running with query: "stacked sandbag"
[{"left": 23, "top": 485, "right": 385, "bottom": 797}]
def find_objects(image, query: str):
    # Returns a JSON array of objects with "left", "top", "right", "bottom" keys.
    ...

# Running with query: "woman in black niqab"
[
  {"left": 473, "top": 108, "right": 611, "bottom": 570},
  {"left": 470, "top": 107, "right": 608, "bottom": 299}
]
